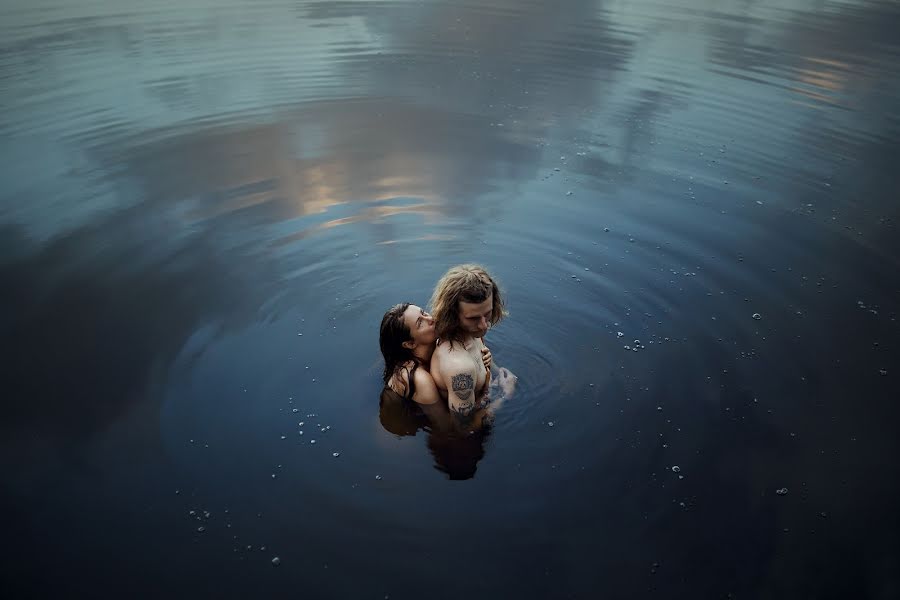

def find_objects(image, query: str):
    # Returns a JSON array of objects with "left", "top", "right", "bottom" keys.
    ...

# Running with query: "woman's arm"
[
  {"left": 481, "top": 345, "right": 492, "bottom": 371},
  {"left": 411, "top": 368, "right": 454, "bottom": 433}
]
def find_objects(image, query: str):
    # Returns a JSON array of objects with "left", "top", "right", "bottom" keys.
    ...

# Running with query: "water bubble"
[
  {"left": 375, "top": 475, "right": 383, "bottom": 480},
  {"left": 197, "top": 526, "right": 205, "bottom": 533},
  {"left": 617, "top": 332, "right": 624, "bottom": 338},
  {"left": 752, "top": 313, "right": 762, "bottom": 320},
  {"left": 657, "top": 406, "right": 663, "bottom": 412},
  {"left": 671, "top": 466, "right": 681, "bottom": 473},
  {"left": 310, "top": 440, "right": 316, "bottom": 445},
  {"left": 548, "top": 421, "right": 555, "bottom": 427},
  {"left": 272, "top": 557, "right": 281, "bottom": 566},
  {"left": 332, "top": 452, "right": 340, "bottom": 457},
  {"left": 776, "top": 487, "right": 788, "bottom": 496}
]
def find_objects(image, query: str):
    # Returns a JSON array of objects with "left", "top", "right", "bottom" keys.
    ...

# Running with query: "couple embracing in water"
[{"left": 379, "top": 264, "right": 517, "bottom": 437}]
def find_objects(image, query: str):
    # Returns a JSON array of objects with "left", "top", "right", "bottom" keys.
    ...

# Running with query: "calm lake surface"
[{"left": 2, "top": 0, "right": 899, "bottom": 597}]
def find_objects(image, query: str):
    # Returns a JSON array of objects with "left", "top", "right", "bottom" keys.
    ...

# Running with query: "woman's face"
[{"left": 402, "top": 304, "right": 436, "bottom": 347}]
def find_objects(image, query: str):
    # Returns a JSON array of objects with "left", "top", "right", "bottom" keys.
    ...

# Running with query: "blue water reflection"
[{"left": 2, "top": 0, "right": 898, "bottom": 598}]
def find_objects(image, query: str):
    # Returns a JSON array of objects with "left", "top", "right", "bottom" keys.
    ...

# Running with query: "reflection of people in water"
[{"left": 378, "top": 387, "right": 487, "bottom": 479}]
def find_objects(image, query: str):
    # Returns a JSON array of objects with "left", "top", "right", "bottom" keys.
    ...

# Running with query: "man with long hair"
[{"left": 429, "top": 264, "right": 515, "bottom": 433}]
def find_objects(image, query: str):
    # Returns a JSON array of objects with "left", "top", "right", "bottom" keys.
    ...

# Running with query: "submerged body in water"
[{"left": 379, "top": 385, "right": 489, "bottom": 480}]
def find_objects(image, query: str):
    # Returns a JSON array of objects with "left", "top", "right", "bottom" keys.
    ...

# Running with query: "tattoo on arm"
[
  {"left": 451, "top": 373, "right": 474, "bottom": 401},
  {"left": 450, "top": 373, "right": 476, "bottom": 430}
]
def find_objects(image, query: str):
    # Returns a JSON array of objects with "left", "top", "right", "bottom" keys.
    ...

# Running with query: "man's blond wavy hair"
[{"left": 429, "top": 264, "right": 506, "bottom": 345}]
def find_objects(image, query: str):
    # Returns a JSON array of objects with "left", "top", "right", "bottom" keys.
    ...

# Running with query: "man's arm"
[
  {"left": 442, "top": 361, "right": 480, "bottom": 434},
  {"left": 482, "top": 367, "right": 517, "bottom": 418}
]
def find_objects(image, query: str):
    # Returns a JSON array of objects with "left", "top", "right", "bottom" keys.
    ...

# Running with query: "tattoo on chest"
[{"left": 451, "top": 373, "right": 475, "bottom": 401}]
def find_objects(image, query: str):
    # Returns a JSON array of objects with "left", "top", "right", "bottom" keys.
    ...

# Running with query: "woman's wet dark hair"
[{"left": 379, "top": 302, "right": 419, "bottom": 400}]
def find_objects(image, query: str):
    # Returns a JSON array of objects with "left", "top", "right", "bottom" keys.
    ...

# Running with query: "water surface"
[{"left": 2, "top": 0, "right": 899, "bottom": 598}]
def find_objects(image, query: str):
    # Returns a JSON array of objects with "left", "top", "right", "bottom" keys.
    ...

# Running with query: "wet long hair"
[
  {"left": 429, "top": 264, "right": 506, "bottom": 345},
  {"left": 379, "top": 302, "right": 420, "bottom": 400}
]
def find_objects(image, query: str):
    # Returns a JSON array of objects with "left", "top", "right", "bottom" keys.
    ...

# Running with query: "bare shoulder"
[
  {"left": 432, "top": 339, "right": 463, "bottom": 377},
  {"left": 434, "top": 339, "right": 471, "bottom": 366},
  {"left": 432, "top": 339, "right": 453, "bottom": 360},
  {"left": 411, "top": 367, "right": 441, "bottom": 405}
]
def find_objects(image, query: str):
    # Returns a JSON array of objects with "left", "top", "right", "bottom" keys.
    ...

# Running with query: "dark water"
[{"left": 2, "top": 0, "right": 899, "bottom": 597}]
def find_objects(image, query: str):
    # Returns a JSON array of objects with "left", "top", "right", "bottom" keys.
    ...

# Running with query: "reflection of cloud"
[
  {"left": 2, "top": 0, "right": 640, "bottom": 246},
  {"left": 100, "top": 97, "right": 542, "bottom": 236},
  {"left": 618, "top": 88, "right": 681, "bottom": 167},
  {"left": 305, "top": 0, "right": 636, "bottom": 121},
  {"left": 766, "top": 0, "right": 900, "bottom": 240},
  {"left": 705, "top": 0, "right": 897, "bottom": 111},
  {"left": 376, "top": 233, "right": 455, "bottom": 246},
  {"left": 795, "top": 58, "right": 847, "bottom": 93}
]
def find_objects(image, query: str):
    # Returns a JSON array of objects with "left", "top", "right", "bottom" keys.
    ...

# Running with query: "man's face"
[{"left": 458, "top": 294, "right": 493, "bottom": 338}]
